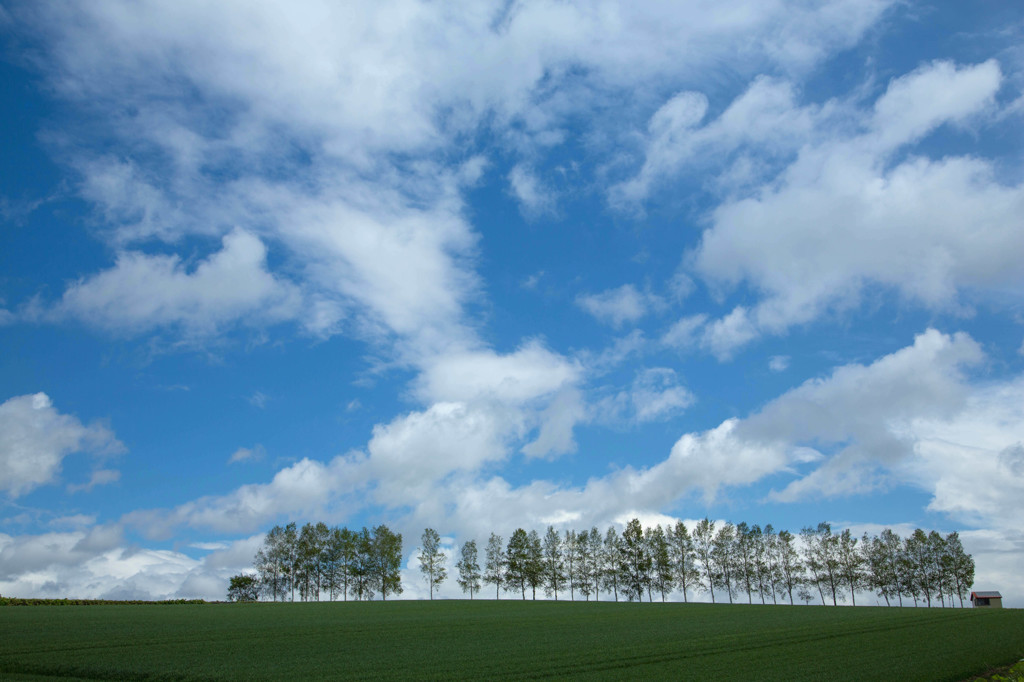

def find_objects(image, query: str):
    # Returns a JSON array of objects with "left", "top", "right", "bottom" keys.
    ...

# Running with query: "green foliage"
[
  {"left": 1, "top": 602, "right": 1022, "bottom": 680},
  {"left": 227, "top": 574, "right": 260, "bottom": 602},
  {"left": 456, "top": 540, "right": 481, "bottom": 598},
  {"left": 0, "top": 597, "right": 205, "bottom": 606},
  {"left": 419, "top": 528, "right": 447, "bottom": 600}
]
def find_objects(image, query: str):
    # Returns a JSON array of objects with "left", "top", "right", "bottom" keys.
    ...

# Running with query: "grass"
[{"left": 1, "top": 600, "right": 1022, "bottom": 680}]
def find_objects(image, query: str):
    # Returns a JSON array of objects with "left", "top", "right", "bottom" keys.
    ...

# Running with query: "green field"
[{"left": 1, "top": 601, "right": 1021, "bottom": 681}]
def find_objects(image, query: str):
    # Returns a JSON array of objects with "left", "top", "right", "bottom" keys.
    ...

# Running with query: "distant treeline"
[
  {"left": 229, "top": 523, "right": 404, "bottom": 603},
  {"left": 0, "top": 597, "right": 207, "bottom": 606},
  {"left": 232, "top": 519, "right": 975, "bottom": 608}
]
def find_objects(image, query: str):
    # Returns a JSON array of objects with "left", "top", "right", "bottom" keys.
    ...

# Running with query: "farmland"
[{"left": 1, "top": 601, "right": 1022, "bottom": 681}]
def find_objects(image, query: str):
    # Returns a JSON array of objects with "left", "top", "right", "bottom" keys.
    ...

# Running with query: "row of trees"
[
  {"left": 234, "top": 522, "right": 404, "bottom": 602},
  {"left": 229, "top": 519, "right": 974, "bottom": 608},
  {"left": 417, "top": 521, "right": 975, "bottom": 607}
]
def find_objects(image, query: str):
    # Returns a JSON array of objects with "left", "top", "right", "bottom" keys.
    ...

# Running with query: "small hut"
[{"left": 970, "top": 591, "right": 1003, "bottom": 608}]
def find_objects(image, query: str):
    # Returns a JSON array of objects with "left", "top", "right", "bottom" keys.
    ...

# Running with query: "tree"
[
  {"left": 542, "top": 526, "right": 566, "bottom": 600},
  {"left": 711, "top": 522, "right": 737, "bottom": 604},
  {"left": 283, "top": 522, "right": 299, "bottom": 601},
  {"left": 351, "top": 527, "right": 375, "bottom": 601},
  {"left": 944, "top": 532, "right": 974, "bottom": 608},
  {"left": 735, "top": 522, "right": 757, "bottom": 604},
  {"left": 905, "top": 529, "right": 933, "bottom": 607},
  {"left": 774, "top": 529, "right": 803, "bottom": 605},
  {"left": 836, "top": 529, "right": 864, "bottom": 606},
  {"left": 254, "top": 524, "right": 290, "bottom": 602},
  {"left": 927, "top": 531, "right": 950, "bottom": 607},
  {"left": 456, "top": 540, "right": 482, "bottom": 599},
  {"left": 564, "top": 530, "right": 579, "bottom": 601},
  {"left": 296, "top": 521, "right": 329, "bottom": 601},
  {"left": 322, "top": 526, "right": 343, "bottom": 601},
  {"left": 647, "top": 525, "right": 674, "bottom": 602},
  {"left": 802, "top": 522, "right": 841, "bottom": 605},
  {"left": 573, "top": 529, "right": 595, "bottom": 601},
  {"left": 755, "top": 525, "right": 776, "bottom": 605},
  {"left": 693, "top": 518, "right": 716, "bottom": 603},
  {"left": 484, "top": 533, "right": 506, "bottom": 599},
  {"left": 506, "top": 529, "right": 530, "bottom": 599},
  {"left": 863, "top": 530, "right": 905, "bottom": 607},
  {"left": 371, "top": 524, "right": 403, "bottom": 601},
  {"left": 601, "top": 526, "right": 622, "bottom": 601},
  {"left": 328, "top": 526, "right": 357, "bottom": 601},
  {"left": 620, "top": 519, "right": 650, "bottom": 602},
  {"left": 526, "top": 530, "right": 544, "bottom": 600},
  {"left": 667, "top": 521, "right": 701, "bottom": 603},
  {"left": 419, "top": 528, "right": 447, "bottom": 600},
  {"left": 227, "top": 574, "right": 260, "bottom": 602},
  {"left": 585, "top": 524, "right": 598, "bottom": 602}
]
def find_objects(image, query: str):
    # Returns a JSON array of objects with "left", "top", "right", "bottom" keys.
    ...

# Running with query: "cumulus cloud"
[
  {"left": 366, "top": 402, "right": 510, "bottom": 502},
  {"left": 508, "top": 164, "right": 556, "bottom": 216},
  {"left": 612, "top": 76, "right": 822, "bottom": 204},
  {"left": 595, "top": 367, "right": 694, "bottom": 425},
  {"left": 124, "top": 457, "right": 369, "bottom": 538},
  {"left": 50, "top": 228, "right": 302, "bottom": 338},
  {"left": 414, "top": 340, "right": 580, "bottom": 406},
  {"left": 687, "top": 60, "right": 1020, "bottom": 356},
  {"left": 577, "top": 284, "right": 662, "bottom": 328},
  {"left": 0, "top": 527, "right": 264, "bottom": 601},
  {"left": 7, "top": 0, "right": 897, "bottom": 353},
  {"left": 0, "top": 393, "right": 124, "bottom": 498}
]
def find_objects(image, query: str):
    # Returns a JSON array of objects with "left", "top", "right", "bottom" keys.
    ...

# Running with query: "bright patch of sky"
[{"left": 1, "top": 0, "right": 1023, "bottom": 605}]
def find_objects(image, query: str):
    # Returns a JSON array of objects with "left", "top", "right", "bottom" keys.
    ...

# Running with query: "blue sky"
[{"left": 1, "top": 1, "right": 1023, "bottom": 604}]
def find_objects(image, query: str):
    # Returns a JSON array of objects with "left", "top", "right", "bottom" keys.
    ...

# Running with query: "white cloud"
[
  {"left": 415, "top": 340, "right": 580, "bottom": 406},
  {"left": 124, "top": 457, "right": 369, "bottom": 538},
  {"left": 521, "top": 271, "right": 544, "bottom": 290},
  {"left": 11, "top": 0, "right": 896, "bottom": 353},
  {"left": 769, "top": 355, "right": 790, "bottom": 372},
  {"left": 700, "top": 306, "right": 759, "bottom": 360},
  {"left": 613, "top": 76, "right": 822, "bottom": 204},
  {"left": 52, "top": 228, "right": 302, "bottom": 338},
  {"left": 366, "top": 402, "right": 510, "bottom": 503},
  {"left": 870, "top": 60, "right": 1002, "bottom": 152},
  {"left": 661, "top": 314, "right": 707, "bottom": 350},
  {"left": 754, "top": 329, "right": 985, "bottom": 500},
  {"left": 577, "top": 284, "right": 661, "bottom": 328},
  {"left": 596, "top": 368, "right": 695, "bottom": 425},
  {"left": 0, "top": 393, "right": 124, "bottom": 498},
  {"left": 49, "top": 514, "right": 98, "bottom": 529},
  {"left": 228, "top": 445, "right": 265, "bottom": 465},
  {"left": 630, "top": 369, "right": 694, "bottom": 423},
  {"left": 520, "top": 388, "right": 586, "bottom": 459},
  {"left": 0, "top": 527, "right": 264, "bottom": 601},
  {"left": 66, "top": 468, "right": 120, "bottom": 494},
  {"left": 508, "top": 164, "right": 556, "bottom": 216},
  {"left": 690, "top": 60, "right": 1020, "bottom": 355}
]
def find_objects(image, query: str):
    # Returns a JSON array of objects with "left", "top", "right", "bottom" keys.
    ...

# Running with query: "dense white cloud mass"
[
  {"left": 0, "top": 528, "right": 263, "bottom": 601},
  {"left": 0, "top": 393, "right": 123, "bottom": 498}
]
